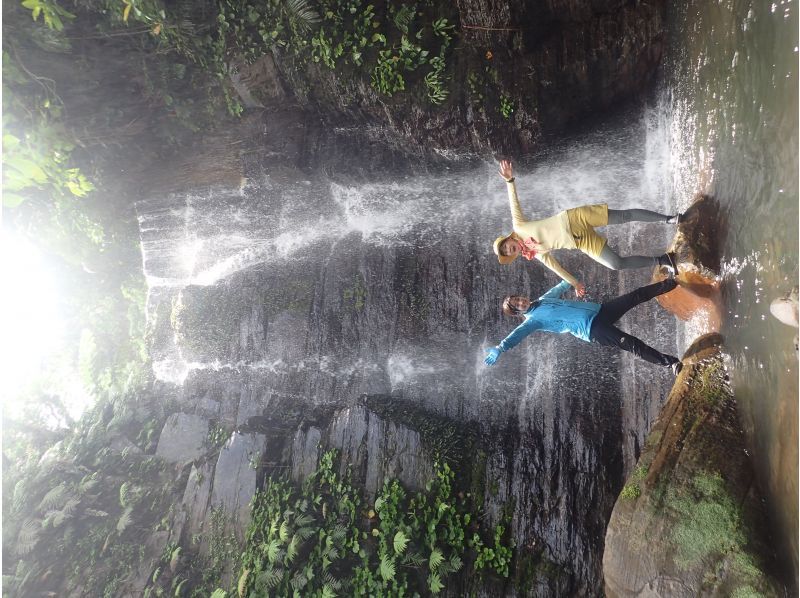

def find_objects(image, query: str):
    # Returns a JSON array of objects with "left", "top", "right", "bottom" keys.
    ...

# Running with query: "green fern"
[
  {"left": 284, "top": 0, "right": 320, "bottom": 32},
  {"left": 117, "top": 506, "right": 134, "bottom": 533},
  {"left": 278, "top": 520, "right": 290, "bottom": 543},
  {"left": 119, "top": 482, "right": 131, "bottom": 507},
  {"left": 402, "top": 551, "right": 425, "bottom": 567},
  {"left": 209, "top": 590, "right": 227, "bottom": 598},
  {"left": 16, "top": 519, "right": 40, "bottom": 555},
  {"left": 169, "top": 546, "right": 182, "bottom": 572},
  {"left": 174, "top": 578, "right": 188, "bottom": 596},
  {"left": 237, "top": 568, "right": 249, "bottom": 596},
  {"left": 321, "top": 583, "right": 337, "bottom": 598},
  {"left": 428, "top": 572, "right": 444, "bottom": 594},
  {"left": 37, "top": 483, "right": 67, "bottom": 511},
  {"left": 294, "top": 513, "right": 315, "bottom": 528},
  {"left": 296, "top": 526, "right": 315, "bottom": 541},
  {"left": 323, "top": 573, "right": 342, "bottom": 591},
  {"left": 429, "top": 547, "right": 444, "bottom": 572},
  {"left": 285, "top": 534, "right": 299, "bottom": 564},
  {"left": 265, "top": 539, "right": 280, "bottom": 563},
  {"left": 256, "top": 567, "right": 282, "bottom": 589},
  {"left": 379, "top": 555, "right": 396, "bottom": 581},
  {"left": 392, "top": 4, "right": 415, "bottom": 34},
  {"left": 393, "top": 530, "right": 409, "bottom": 555},
  {"left": 289, "top": 570, "right": 307, "bottom": 591}
]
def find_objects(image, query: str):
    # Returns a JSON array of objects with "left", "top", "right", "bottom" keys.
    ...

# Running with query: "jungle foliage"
[{"left": 200, "top": 450, "right": 514, "bottom": 597}]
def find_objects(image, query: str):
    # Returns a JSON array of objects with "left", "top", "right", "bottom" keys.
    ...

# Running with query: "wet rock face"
[
  {"left": 265, "top": 1, "right": 666, "bottom": 155},
  {"left": 603, "top": 334, "right": 788, "bottom": 596}
]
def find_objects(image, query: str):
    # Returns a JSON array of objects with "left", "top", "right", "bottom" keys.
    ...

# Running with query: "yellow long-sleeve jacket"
[{"left": 506, "top": 180, "right": 579, "bottom": 287}]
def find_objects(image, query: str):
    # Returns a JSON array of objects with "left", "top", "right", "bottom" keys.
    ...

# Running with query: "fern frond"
[
  {"left": 331, "top": 523, "right": 347, "bottom": 543},
  {"left": 62, "top": 498, "right": 81, "bottom": 516},
  {"left": 84, "top": 509, "right": 109, "bottom": 517},
  {"left": 393, "top": 530, "right": 409, "bottom": 555},
  {"left": 322, "top": 573, "right": 342, "bottom": 591},
  {"left": 403, "top": 551, "right": 425, "bottom": 567},
  {"left": 284, "top": 0, "right": 319, "bottom": 32},
  {"left": 256, "top": 567, "right": 282, "bottom": 589},
  {"left": 429, "top": 548, "right": 444, "bottom": 572},
  {"left": 237, "top": 568, "right": 249, "bottom": 596},
  {"left": 117, "top": 506, "right": 134, "bottom": 533},
  {"left": 37, "top": 484, "right": 67, "bottom": 512},
  {"left": 16, "top": 520, "right": 40, "bottom": 555},
  {"left": 278, "top": 520, "right": 290, "bottom": 543},
  {"left": 119, "top": 482, "right": 131, "bottom": 507},
  {"left": 321, "top": 583, "right": 337, "bottom": 598},
  {"left": 209, "top": 590, "right": 227, "bottom": 598},
  {"left": 285, "top": 534, "right": 299, "bottom": 564},
  {"left": 296, "top": 526, "right": 315, "bottom": 542},
  {"left": 294, "top": 513, "right": 314, "bottom": 528},
  {"left": 379, "top": 555, "right": 396, "bottom": 581},
  {"left": 428, "top": 572, "right": 443, "bottom": 594},
  {"left": 448, "top": 553, "right": 463, "bottom": 572},
  {"left": 392, "top": 5, "right": 414, "bottom": 34},
  {"left": 289, "top": 570, "right": 307, "bottom": 591},
  {"left": 265, "top": 539, "right": 280, "bottom": 564},
  {"left": 170, "top": 546, "right": 182, "bottom": 572}
]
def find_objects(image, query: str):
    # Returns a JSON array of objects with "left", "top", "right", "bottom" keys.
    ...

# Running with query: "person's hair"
[{"left": 502, "top": 295, "right": 527, "bottom": 317}]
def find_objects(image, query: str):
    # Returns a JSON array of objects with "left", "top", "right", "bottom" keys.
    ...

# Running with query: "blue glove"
[{"left": 484, "top": 347, "right": 501, "bottom": 366}]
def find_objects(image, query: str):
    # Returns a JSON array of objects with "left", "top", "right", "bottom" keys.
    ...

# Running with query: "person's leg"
[
  {"left": 607, "top": 208, "right": 676, "bottom": 225},
  {"left": 593, "top": 244, "right": 660, "bottom": 271},
  {"left": 600, "top": 278, "right": 678, "bottom": 323},
  {"left": 589, "top": 320, "right": 679, "bottom": 366}
]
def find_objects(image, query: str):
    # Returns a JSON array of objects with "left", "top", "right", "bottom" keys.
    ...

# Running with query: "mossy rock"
[{"left": 602, "top": 334, "right": 789, "bottom": 597}]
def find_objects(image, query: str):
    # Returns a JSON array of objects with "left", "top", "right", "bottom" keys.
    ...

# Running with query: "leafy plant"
[{"left": 499, "top": 93, "right": 514, "bottom": 119}]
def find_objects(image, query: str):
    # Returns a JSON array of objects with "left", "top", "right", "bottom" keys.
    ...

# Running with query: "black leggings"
[{"left": 589, "top": 279, "right": 679, "bottom": 366}]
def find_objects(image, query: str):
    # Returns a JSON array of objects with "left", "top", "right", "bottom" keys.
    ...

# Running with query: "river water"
[{"left": 664, "top": 0, "right": 798, "bottom": 579}]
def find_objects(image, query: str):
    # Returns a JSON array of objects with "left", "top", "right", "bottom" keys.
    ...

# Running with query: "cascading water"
[{"left": 136, "top": 104, "right": 680, "bottom": 593}]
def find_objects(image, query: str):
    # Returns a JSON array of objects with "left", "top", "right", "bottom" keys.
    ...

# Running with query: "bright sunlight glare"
[{"left": 0, "top": 231, "right": 65, "bottom": 403}]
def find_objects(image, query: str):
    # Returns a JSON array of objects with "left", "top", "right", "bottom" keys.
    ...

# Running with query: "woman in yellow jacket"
[{"left": 493, "top": 160, "right": 680, "bottom": 297}]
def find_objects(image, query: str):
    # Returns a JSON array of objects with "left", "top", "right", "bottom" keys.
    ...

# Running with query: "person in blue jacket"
[{"left": 484, "top": 278, "right": 683, "bottom": 374}]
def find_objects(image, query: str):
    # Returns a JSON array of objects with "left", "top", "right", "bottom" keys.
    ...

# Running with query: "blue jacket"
[{"left": 497, "top": 281, "right": 601, "bottom": 352}]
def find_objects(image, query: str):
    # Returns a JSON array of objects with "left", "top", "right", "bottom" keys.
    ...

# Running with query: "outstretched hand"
[
  {"left": 484, "top": 347, "right": 501, "bottom": 366},
  {"left": 498, "top": 160, "right": 513, "bottom": 182},
  {"left": 574, "top": 282, "right": 586, "bottom": 298}
]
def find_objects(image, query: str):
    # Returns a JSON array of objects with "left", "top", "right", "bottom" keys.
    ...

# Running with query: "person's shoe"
[
  {"left": 660, "top": 251, "right": 678, "bottom": 276},
  {"left": 666, "top": 212, "right": 685, "bottom": 225},
  {"left": 670, "top": 361, "right": 683, "bottom": 376}
]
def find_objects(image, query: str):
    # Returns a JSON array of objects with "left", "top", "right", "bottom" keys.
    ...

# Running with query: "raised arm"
[
  {"left": 499, "top": 159, "right": 526, "bottom": 226},
  {"left": 535, "top": 254, "right": 585, "bottom": 297},
  {"left": 484, "top": 318, "right": 539, "bottom": 365},
  {"left": 538, "top": 280, "right": 573, "bottom": 300}
]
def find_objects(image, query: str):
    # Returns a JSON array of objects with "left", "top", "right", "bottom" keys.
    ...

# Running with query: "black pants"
[{"left": 589, "top": 279, "right": 679, "bottom": 366}]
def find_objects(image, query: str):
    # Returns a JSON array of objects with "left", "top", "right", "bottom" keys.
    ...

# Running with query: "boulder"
[
  {"left": 603, "top": 334, "right": 787, "bottom": 597},
  {"left": 655, "top": 195, "right": 723, "bottom": 333}
]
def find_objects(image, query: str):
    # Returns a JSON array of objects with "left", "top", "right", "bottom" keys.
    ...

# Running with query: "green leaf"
[
  {"left": 2, "top": 134, "right": 20, "bottom": 150},
  {"left": 2, "top": 193, "right": 26, "bottom": 208},
  {"left": 379, "top": 555, "right": 395, "bottom": 581},
  {"left": 429, "top": 547, "right": 444, "bottom": 572},
  {"left": 393, "top": 530, "right": 409, "bottom": 555},
  {"left": 209, "top": 590, "right": 227, "bottom": 598},
  {"left": 428, "top": 572, "right": 444, "bottom": 594},
  {"left": 4, "top": 155, "right": 48, "bottom": 184}
]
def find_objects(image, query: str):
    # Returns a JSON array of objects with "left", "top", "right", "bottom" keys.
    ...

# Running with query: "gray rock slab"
[
  {"left": 182, "top": 461, "right": 215, "bottom": 539},
  {"left": 155, "top": 413, "right": 210, "bottom": 464},
  {"left": 210, "top": 432, "right": 266, "bottom": 536},
  {"left": 291, "top": 426, "right": 321, "bottom": 482}
]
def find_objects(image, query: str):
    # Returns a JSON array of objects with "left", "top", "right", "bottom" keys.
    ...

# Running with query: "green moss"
[
  {"left": 666, "top": 470, "right": 765, "bottom": 587},
  {"left": 620, "top": 483, "right": 641, "bottom": 500}
]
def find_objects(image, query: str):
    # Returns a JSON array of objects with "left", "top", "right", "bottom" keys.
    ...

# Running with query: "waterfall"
[{"left": 136, "top": 103, "right": 680, "bottom": 592}]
